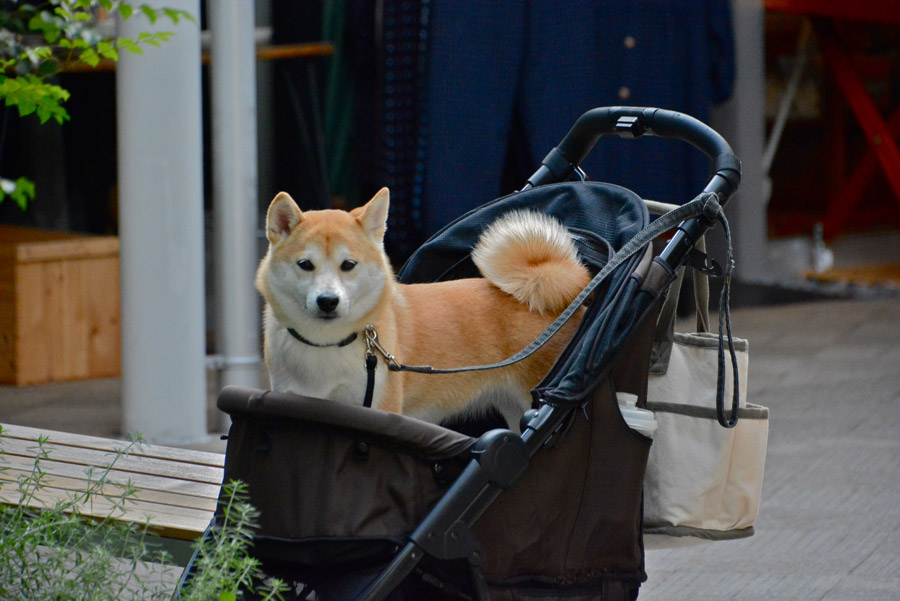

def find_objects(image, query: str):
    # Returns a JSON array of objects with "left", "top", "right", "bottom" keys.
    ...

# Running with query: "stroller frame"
[
  {"left": 352, "top": 107, "right": 740, "bottom": 601},
  {"left": 182, "top": 107, "right": 740, "bottom": 601}
]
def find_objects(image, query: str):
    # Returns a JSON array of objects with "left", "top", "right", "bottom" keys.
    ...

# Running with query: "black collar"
[{"left": 286, "top": 328, "right": 358, "bottom": 348}]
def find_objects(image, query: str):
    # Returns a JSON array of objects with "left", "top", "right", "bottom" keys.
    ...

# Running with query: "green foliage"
[
  {"left": 0, "top": 432, "right": 173, "bottom": 600},
  {"left": 0, "top": 0, "right": 195, "bottom": 209},
  {"left": 0, "top": 428, "right": 287, "bottom": 600},
  {"left": 0, "top": 73, "right": 70, "bottom": 123},
  {"left": 179, "top": 481, "right": 289, "bottom": 601},
  {"left": 0, "top": 176, "right": 35, "bottom": 209}
]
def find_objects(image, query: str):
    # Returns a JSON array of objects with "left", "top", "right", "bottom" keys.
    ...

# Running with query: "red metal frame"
[
  {"left": 765, "top": 0, "right": 900, "bottom": 25},
  {"left": 814, "top": 19, "right": 900, "bottom": 238},
  {"left": 766, "top": 1, "right": 900, "bottom": 239},
  {"left": 821, "top": 106, "right": 900, "bottom": 240}
]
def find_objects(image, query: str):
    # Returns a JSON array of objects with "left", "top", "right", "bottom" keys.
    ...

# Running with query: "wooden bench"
[{"left": 0, "top": 423, "right": 224, "bottom": 543}]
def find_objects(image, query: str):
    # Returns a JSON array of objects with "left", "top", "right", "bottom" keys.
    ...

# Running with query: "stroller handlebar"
[
  {"left": 525, "top": 106, "right": 741, "bottom": 206},
  {"left": 524, "top": 107, "right": 742, "bottom": 272}
]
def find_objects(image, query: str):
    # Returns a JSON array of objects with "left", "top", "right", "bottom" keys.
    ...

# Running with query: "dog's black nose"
[{"left": 316, "top": 293, "right": 340, "bottom": 313}]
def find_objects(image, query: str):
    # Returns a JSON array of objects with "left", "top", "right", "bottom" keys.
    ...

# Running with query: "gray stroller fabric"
[{"left": 398, "top": 181, "right": 648, "bottom": 283}]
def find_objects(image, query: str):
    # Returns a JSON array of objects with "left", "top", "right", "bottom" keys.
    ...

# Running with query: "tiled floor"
[{"left": 642, "top": 298, "right": 900, "bottom": 601}]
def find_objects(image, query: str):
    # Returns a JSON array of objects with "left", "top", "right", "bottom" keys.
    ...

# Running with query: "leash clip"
[{"left": 364, "top": 325, "right": 400, "bottom": 369}]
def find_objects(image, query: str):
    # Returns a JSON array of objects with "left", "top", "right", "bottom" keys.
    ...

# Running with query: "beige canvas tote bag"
[{"left": 642, "top": 231, "right": 768, "bottom": 546}]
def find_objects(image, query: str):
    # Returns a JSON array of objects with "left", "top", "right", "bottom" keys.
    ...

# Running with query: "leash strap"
[
  {"left": 285, "top": 195, "right": 740, "bottom": 424},
  {"left": 363, "top": 355, "right": 377, "bottom": 408},
  {"left": 710, "top": 199, "right": 740, "bottom": 428},
  {"left": 383, "top": 194, "right": 713, "bottom": 375}
]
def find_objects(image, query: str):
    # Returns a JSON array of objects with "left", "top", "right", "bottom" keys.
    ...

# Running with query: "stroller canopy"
[
  {"left": 398, "top": 181, "right": 648, "bottom": 284},
  {"left": 398, "top": 180, "right": 658, "bottom": 407}
]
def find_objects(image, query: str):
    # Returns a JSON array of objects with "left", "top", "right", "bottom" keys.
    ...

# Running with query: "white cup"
[{"left": 617, "top": 392, "right": 658, "bottom": 438}]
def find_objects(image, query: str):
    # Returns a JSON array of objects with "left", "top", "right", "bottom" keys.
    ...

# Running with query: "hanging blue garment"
[{"left": 422, "top": 0, "right": 735, "bottom": 234}]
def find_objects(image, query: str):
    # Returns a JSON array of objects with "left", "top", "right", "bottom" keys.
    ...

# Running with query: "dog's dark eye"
[
  {"left": 297, "top": 259, "right": 315, "bottom": 271},
  {"left": 340, "top": 259, "right": 357, "bottom": 272}
]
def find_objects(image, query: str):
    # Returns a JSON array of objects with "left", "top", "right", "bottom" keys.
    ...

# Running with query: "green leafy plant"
[
  {"left": 0, "top": 432, "right": 175, "bottom": 600},
  {"left": 178, "top": 481, "right": 289, "bottom": 601},
  {"left": 0, "top": 428, "right": 288, "bottom": 600},
  {"left": 0, "top": 0, "right": 195, "bottom": 208}
]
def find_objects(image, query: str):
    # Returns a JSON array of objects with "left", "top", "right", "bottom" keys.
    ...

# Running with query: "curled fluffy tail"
[{"left": 472, "top": 210, "right": 590, "bottom": 314}]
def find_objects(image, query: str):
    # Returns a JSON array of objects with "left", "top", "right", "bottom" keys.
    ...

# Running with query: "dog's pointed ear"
[
  {"left": 266, "top": 192, "right": 303, "bottom": 244},
  {"left": 354, "top": 187, "right": 390, "bottom": 242}
]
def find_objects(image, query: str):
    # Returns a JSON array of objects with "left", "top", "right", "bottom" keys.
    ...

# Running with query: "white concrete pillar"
[
  {"left": 117, "top": 0, "right": 206, "bottom": 444},
  {"left": 711, "top": 0, "right": 770, "bottom": 281},
  {"left": 208, "top": 1, "right": 262, "bottom": 431}
]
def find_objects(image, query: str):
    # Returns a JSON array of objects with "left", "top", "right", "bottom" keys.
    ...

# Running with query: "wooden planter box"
[{"left": 1, "top": 226, "right": 121, "bottom": 385}]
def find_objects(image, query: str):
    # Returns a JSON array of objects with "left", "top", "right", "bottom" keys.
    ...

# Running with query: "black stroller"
[{"left": 184, "top": 107, "right": 741, "bottom": 601}]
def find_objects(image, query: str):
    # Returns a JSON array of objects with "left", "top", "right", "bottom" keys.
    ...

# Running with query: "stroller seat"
[{"left": 218, "top": 386, "right": 475, "bottom": 544}]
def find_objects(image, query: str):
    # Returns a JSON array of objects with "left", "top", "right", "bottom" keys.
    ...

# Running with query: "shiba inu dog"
[{"left": 256, "top": 188, "right": 590, "bottom": 429}]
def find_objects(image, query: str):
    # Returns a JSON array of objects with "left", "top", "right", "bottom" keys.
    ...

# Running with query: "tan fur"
[
  {"left": 472, "top": 210, "right": 587, "bottom": 314},
  {"left": 256, "top": 188, "right": 590, "bottom": 428}
]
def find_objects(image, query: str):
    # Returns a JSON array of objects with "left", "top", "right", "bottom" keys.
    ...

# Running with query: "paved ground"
[
  {"left": 642, "top": 297, "right": 900, "bottom": 601},
  {"left": 2, "top": 295, "right": 900, "bottom": 600},
  {"left": 0, "top": 371, "right": 226, "bottom": 447}
]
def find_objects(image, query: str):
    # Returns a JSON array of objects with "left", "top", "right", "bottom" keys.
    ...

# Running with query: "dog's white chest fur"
[{"left": 263, "top": 311, "right": 382, "bottom": 406}]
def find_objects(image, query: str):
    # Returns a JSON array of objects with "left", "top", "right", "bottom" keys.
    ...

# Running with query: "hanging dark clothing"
[{"left": 343, "top": 0, "right": 734, "bottom": 262}]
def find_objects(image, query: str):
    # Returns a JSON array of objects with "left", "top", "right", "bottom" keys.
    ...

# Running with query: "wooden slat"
[
  {"left": 253, "top": 42, "right": 334, "bottom": 61},
  {"left": 0, "top": 448, "right": 221, "bottom": 500},
  {"left": 14, "top": 257, "right": 122, "bottom": 384},
  {"left": 0, "top": 423, "right": 224, "bottom": 467},
  {"left": 0, "top": 459, "right": 220, "bottom": 506},
  {"left": 83, "top": 255, "right": 121, "bottom": 376},
  {"left": 1, "top": 423, "right": 224, "bottom": 540},
  {"left": 14, "top": 238, "right": 119, "bottom": 263},
  {"left": 62, "top": 42, "right": 335, "bottom": 73},
  {"left": 0, "top": 226, "right": 118, "bottom": 263},
  {"left": 805, "top": 263, "right": 900, "bottom": 287},
  {"left": 0, "top": 487, "right": 213, "bottom": 541},
  {"left": 0, "top": 477, "right": 214, "bottom": 524},
  {"left": 0, "top": 436, "right": 223, "bottom": 485},
  {"left": 0, "top": 259, "right": 15, "bottom": 382},
  {"left": 0, "top": 466, "right": 219, "bottom": 512}
]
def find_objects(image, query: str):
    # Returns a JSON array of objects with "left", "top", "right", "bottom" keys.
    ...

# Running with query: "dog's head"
[{"left": 257, "top": 188, "right": 392, "bottom": 338}]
